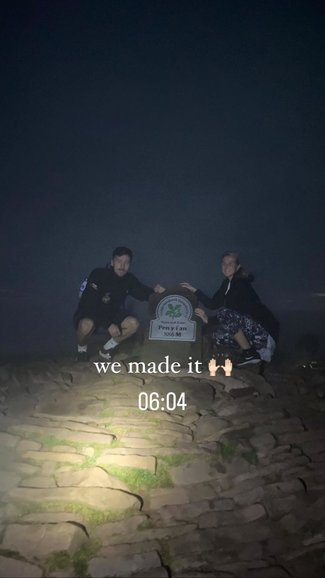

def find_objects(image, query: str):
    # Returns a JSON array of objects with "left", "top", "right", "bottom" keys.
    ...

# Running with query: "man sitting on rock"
[{"left": 74, "top": 246, "right": 165, "bottom": 361}]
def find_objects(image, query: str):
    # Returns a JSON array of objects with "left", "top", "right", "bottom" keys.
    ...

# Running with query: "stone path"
[{"left": 0, "top": 356, "right": 325, "bottom": 577}]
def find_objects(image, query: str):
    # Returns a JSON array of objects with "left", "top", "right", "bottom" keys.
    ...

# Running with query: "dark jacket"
[
  {"left": 75, "top": 266, "right": 154, "bottom": 325},
  {"left": 196, "top": 269, "right": 279, "bottom": 342}
]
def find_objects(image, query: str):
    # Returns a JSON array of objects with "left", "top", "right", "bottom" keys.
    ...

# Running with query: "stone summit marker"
[{"left": 143, "top": 286, "right": 202, "bottom": 366}]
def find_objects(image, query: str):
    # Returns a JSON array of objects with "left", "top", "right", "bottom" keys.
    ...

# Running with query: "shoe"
[
  {"left": 237, "top": 348, "right": 261, "bottom": 366},
  {"left": 76, "top": 351, "right": 89, "bottom": 362}
]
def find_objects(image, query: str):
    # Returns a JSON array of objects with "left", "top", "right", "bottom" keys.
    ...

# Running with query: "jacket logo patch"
[{"left": 102, "top": 292, "right": 111, "bottom": 304}]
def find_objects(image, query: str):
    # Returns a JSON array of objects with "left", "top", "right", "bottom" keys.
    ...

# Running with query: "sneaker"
[
  {"left": 237, "top": 348, "right": 261, "bottom": 366},
  {"left": 76, "top": 351, "right": 89, "bottom": 362}
]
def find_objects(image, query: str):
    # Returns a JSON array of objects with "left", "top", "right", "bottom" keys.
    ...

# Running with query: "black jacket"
[
  {"left": 76, "top": 266, "right": 154, "bottom": 324},
  {"left": 196, "top": 269, "right": 279, "bottom": 342}
]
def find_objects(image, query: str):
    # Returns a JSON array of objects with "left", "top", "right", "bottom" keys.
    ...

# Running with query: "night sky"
[{"left": 1, "top": 0, "right": 324, "bottom": 355}]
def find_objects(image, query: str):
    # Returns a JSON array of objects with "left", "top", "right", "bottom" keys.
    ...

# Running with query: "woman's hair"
[
  {"left": 221, "top": 251, "right": 240, "bottom": 265},
  {"left": 221, "top": 251, "right": 250, "bottom": 279}
]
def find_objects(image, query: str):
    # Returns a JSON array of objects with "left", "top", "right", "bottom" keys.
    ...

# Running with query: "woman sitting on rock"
[{"left": 181, "top": 252, "right": 279, "bottom": 366}]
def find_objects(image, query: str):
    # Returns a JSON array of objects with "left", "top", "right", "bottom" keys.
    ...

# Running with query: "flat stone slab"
[
  {"left": 55, "top": 467, "right": 130, "bottom": 491},
  {"left": 94, "top": 514, "right": 149, "bottom": 544},
  {"left": 89, "top": 551, "right": 162, "bottom": 578},
  {"left": 1, "top": 522, "right": 88, "bottom": 559},
  {"left": 96, "top": 454, "right": 156, "bottom": 473},
  {"left": 7, "top": 486, "right": 141, "bottom": 511},
  {"left": 20, "top": 450, "right": 85, "bottom": 464},
  {"left": 16, "top": 440, "right": 42, "bottom": 451},
  {"left": 20, "top": 512, "right": 85, "bottom": 524},
  {"left": 141, "top": 431, "right": 193, "bottom": 443},
  {"left": 0, "top": 432, "right": 20, "bottom": 448},
  {"left": 159, "top": 500, "right": 211, "bottom": 524},
  {"left": 34, "top": 395, "right": 105, "bottom": 417},
  {"left": 199, "top": 503, "right": 266, "bottom": 528},
  {"left": 0, "top": 555, "right": 42, "bottom": 578},
  {"left": 170, "top": 460, "right": 223, "bottom": 485},
  {"left": 103, "top": 523, "right": 196, "bottom": 546},
  {"left": 194, "top": 416, "right": 230, "bottom": 442},
  {"left": 20, "top": 476, "right": 57, "bottom": 488},
  {"left": 119, "top": 437, "right": 164, "bottom": 448},
  {"left": 99, "top": 445, "right": 203, "bottom": 455},
  {"left": 132, "top": 568, "right": 169, "bottom": 578},
  {"left": 250, "top": 433, "right": 276, "bottom": 457},
  {"left": 7, "top": 462, "right": 40, "bottom": 476},
  {"left": 147, "top": 487, "right": 189, "bottom": 509},
  {"left": 107, "top": 418, "right": 189, "bottom": 433},
  {"left": 278, "top": 428, "right": 325, "bottom": 446},
  {"left": 0, "top": 471, "right": 22, "bottom": 492},
  {"left": 97, "top": 539, "right": 161, "bottom": 558},
  {"left": 30, "top": 416, "right": 113, "bottom": 433},
  {"left": 51, "top": 445, "right": 78, "bottom": 453},
  {"left": 10, "top": 424, "right": 114, "bottom": 445}
]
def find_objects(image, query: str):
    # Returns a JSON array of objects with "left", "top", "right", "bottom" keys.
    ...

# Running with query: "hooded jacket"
[
  {"left": 75, "top": 266, "right": 154, "bottom": 326},
  {"left": 196, "top": 268, "right": 279, "bottom": 342}
]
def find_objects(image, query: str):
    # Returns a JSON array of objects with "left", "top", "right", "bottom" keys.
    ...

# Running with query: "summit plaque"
[
  {"left": 142, "top": 286, "right": 202, "bottom": 366},
  {"left": 149, "top": 294, "right": 196, "bottom": 341}
]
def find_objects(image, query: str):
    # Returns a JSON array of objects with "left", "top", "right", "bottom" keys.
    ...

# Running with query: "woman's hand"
[
  {"left": 154, "top": 284, "right": 166, "bottom": 293},
  {"left": 108, "top": 323, "right": 121, "bottom": 338},
  {"left": 180, "top": 282, "right": 197, "bottom": 293},
  {"left": 195, "top": 307, "right": 208, "bottom": 324}
]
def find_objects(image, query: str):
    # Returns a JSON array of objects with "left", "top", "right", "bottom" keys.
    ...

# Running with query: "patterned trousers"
[{"left": 211, "top": 306, "right": 269, "bottom": 351}]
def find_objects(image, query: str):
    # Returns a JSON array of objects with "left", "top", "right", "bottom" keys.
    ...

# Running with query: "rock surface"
[{"left": 0, "top": 356, "right": 324, "bottom": 577}]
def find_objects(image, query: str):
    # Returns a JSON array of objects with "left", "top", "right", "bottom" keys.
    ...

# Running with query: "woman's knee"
[
  {"left": 78, "top": 318, "right": 94, "bottom": 335},
  {"left": 122, "top": 316, "right": 139, "bottom": 333}
]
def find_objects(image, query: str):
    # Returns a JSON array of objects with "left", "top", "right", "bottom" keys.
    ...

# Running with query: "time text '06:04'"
[{"left": 138, "top": 392, "right": 186, "bottom": 411}]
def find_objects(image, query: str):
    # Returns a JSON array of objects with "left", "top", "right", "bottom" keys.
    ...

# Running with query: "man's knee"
[
  {"left": 122, "top": 316, "right": 139, "bottom": 334},
  {"left": 78, "top": 318, "right": 95, "bottom": 335}
]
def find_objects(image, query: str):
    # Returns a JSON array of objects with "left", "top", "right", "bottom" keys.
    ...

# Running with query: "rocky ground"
[{"left": 0, "top": 353, "right": 325, "bottom": 578}]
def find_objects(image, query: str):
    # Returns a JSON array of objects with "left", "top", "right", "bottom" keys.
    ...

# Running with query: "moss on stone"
[
  {"left": 47, "top": 550, "right": 71, "bottom": 571},
  {"left": 219, "top": 440, "right": 258, "bottom": 465},
  {"left": 13, "top": 500, "right": 134, "bottom": 526},
  {"left": 101, "top": 462, "right": 173, "bottom": 491},
  {"left": 0, "top": 549, "right": 26, "bottom": 562},
  {"left": 220, "top": 441, "right": 238, "bottom": 462},
  {"left": 46, "top": 540, "right": 101, "bottom": 578},
  {"left": 158, "top": 539, "right": 172, "bottom": 569}
]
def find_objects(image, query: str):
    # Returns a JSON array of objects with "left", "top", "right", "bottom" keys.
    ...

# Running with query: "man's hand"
[
  {"left": 154, "top": 284, "right": 166, "bottom": 294},
  {"left": 108, "top": 323, "right": 121, "bottom": 338},
  {"left": 180, "top": 282, "right": 197, "bottom": 293},
  {"left": 195, "top": 307, "right": 208, "bottom": 324}
]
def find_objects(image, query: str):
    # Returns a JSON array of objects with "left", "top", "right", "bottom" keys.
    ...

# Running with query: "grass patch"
[
  {"left": 47, "top": 551, "right": 71, "bottom": 571},
  {"left": 101, "top": 462, "right": 173, "bottom": 491},
  {"left": 20, "top": 432, "right": 124, "bottom": 470},
  {"left": 107, "top": 426, "right": 155, "bottom": 437},
  {"left": 70, "top": 456, "right": 97, "bottom": 470},
  {"left": 22, "top": 431, "right": 122, "bottom": 453},
  {"left": 219, "top": 441, "right": 258, "bottom": 465},
  {"left": 23, "top": 432, "right": 78, "bottom": 449},
  {"left": 100, "top": 407, "right": 143, "bottom": 419},
  {"left": 158, "top": 540, "right": 172, "bottom": 568},
  {"left": 13, "top": 500, "right": 134, "bottom": 526},
  {"left": 73, "top": 540, "right": 102, "bottom": 578},
  {"left": 46, "top": 540, "right": 101, "bottom": 578},
  {"left": 242, "top": 449, "right": 258, "bottom": 465},
  {"left": 220, "top": 441, "right": 237, "bottom": 462},
  {"left": 99, "top": 408, "right": 115, "bottom": 418}
]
